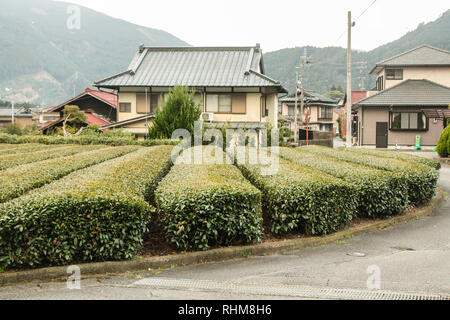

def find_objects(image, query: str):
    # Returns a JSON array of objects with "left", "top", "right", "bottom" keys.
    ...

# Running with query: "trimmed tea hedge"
[
  {"left": 0, "top": 144, "right": 55, "bottom": 156},
  {"left": 238, "top": 157, "right": 358, "bottom": 236},
  {"left": 278, "top": 148, "right": 408, "bottom": 218},
  {"left": 302, "top": 146, "right": 439, "bottom": 205},
  {"left": 348, "top": 148, "right": 441, "bottom": 170},
  {"left": 0, "top": 133, "right": 179, "bottom": 147},
  {"left": 0, "top": 145, "right": 104, "bottom": 170},
  {"left": 155, "top": 162, "right": 263, "bottom": 251},
  {"left": 0, "top": 146, "right": 174, "bottom": 269},
  {"left": 0, "top": 146, "right": 139, "bottom": 203}
]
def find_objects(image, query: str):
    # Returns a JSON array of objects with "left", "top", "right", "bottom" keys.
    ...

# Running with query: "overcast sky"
[{"left": 61, "top": 0, "right": 449, "bottom": 52}]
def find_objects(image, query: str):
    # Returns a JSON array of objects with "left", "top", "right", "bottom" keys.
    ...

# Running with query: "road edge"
[{"left": 0, "top": 188, "right": 445, "bottom": 287}]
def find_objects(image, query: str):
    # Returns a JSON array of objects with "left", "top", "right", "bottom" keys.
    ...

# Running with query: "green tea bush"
[
  {"left": 0, "top": 133, "right": 179, "bottom": 147},
  {"left": 155, "top": 162, "right": 263, "bottom": 251},
  {"left": 348, "top": 148, "right": 441, "bottom": 170},
  {"left": 0, "top": 146, "right": 174, "bottom": 269},
  {"left": 278, "top": 148, "right": 408, "bottom": 218},
  {"left": 0, "top": 144, "right": 61, "bottom": 156},
  {"left": 0, "top": 146, "right": 138, "bottom": 203},
  {"left": 302, "top": 146, "right": 439, "bottom": 205},
  {"left": 238, "top": 158, "right": 358, "bottom": 236},
  {"left": 0, "top": 145, "right": 104, "bottom": 170}
]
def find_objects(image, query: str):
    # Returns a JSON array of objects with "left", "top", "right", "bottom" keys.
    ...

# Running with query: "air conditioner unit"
[{"left": 202, "top": 112, "right": 214, "bottom": 122}]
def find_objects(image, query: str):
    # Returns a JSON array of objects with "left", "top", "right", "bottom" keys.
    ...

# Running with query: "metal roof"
[
  {"left": 353, "top": 79, "right": 450, "bottom": 107},
  {"left": 0, "top": 108, "right": 33, "bottom": 117},
  {"left": 422, "top": 109, "right": 450, "bottom": 119},
  {"left": 370, "top": 45, "right": 450, "bottom": 74},
  {"left": 95, "top": 45, "right": 287, "bottom": 92},
  {"left": 46, "top": 88, "right": 117, "bottom": 113}
]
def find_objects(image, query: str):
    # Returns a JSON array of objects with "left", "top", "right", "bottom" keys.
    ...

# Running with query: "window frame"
[
  {"left": 319, "top": 106, "right": 333, "bottom": 120},
  {"left": 386, "top": 69, "right": 403, "bottom": 80},
  {"left": 389, "top": 111, "right": 428, "bottom": 132},
  {"left": 119, "top": 102, "right": 131, "bottom": 113},
  {"left": 205, "top": 93, "right": 247, "bottom": 115}
]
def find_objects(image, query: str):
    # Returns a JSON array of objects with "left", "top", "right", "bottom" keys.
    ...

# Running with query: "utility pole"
[{"left": 346, "top": 11, "right": 353, "bottom": 148}]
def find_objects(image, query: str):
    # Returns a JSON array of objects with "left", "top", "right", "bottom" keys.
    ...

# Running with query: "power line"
[{"left": 333, "top": 0, "right": 378, "bottom": 45}]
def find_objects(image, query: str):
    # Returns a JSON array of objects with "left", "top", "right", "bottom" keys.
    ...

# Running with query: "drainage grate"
[{"left": 133, "top": 277, "right": 449, "bottom": 300}]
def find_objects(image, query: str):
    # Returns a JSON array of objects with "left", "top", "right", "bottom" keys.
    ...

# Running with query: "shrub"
[
  {"left": 238, "top": 157, "right": 358, "bottom": 236},
  {"left": 302, "top": 146, "right": 439, "bottom": 206},
  {"left": 148, "top": 86, "right": 202, "bottom": 140},
  {"left": 0, "top": 146, "right": 174, "bottom": 269},
  {"left": 437, "top": 125, "right": 450, "bottom": 158},
  {"left": 0, "top": 146, "right": 138, "bottom": 203},
  {"left": 0, "top": 133, "right": 180, "bottom": 147},
  {"left": 2, "top": 124, "right": 23, "bottom": 136},
  {"left": 0, "top": 144, "right": 52, "bottom": 156},
  {"left": 348, "top": 148, "right": 441, "bottom": 170},
  {"left": 278, "top": 148, "right": 408, "bottom": 218},
  {"left": 155, "top": 159, "right": 263, "bottom": 251},
  {"left": 0, "top": 145, "right": 104, "bottom": 170}
]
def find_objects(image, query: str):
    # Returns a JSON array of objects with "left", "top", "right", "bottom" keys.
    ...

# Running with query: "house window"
[
  {"left": 137, "top": 93, "right": 161, "bottom": 114},
  {"left": 319, "top": 106, "right": 333, "bottom": 119},
  {"left": 261, "top": 95, "right": 268, "bottom": 117},
  {"left": 386, "top": 69, "right": 403, "bottom": 80},
  {"left": 206, "top": 94, "right": 246, "bottom": 114},
  {"left": 119, "top": 103, "right": 131, "bottom": 113},
  {"left": 150, "top": 94, "right": 160, "bottom": 113},
  {"left": 390, "top": 112, "right": 427, "bottom": 131},
  {"left": 376, "top": 76, "right": 384, "bottom": 91},
  {"left": 288, "top": 106, "right": 295, "bottom": 116}
]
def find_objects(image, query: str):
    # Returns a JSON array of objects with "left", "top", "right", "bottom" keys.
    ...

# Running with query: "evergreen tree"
[{"left": 148, "top": 86, "right": 202, "bottom": 139}]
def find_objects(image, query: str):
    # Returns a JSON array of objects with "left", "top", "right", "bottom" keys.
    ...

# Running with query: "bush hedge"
[
  {"left": 278, "top": 148, "right": 408, "bottom": 218},
  {"left": 302, "top": 146, "right": 439, "bottom": 206},
  {"left": 155, "top": 161, "right": 263, "bottom": 251},
  {"left": 437, "top": 125, "right": 450, "bottom": 158},
  {"left": 0, "top": 145, "right": 104, "bottom": 171},
  {"left": 0, "top": 146, "right": 138, "bottom": 203},
  {"left": 238, "top": 157, "right": 358, "bottom": 236},
  {"left": 0, "top": 146, "right": 174, "bottom": 269},
  {"left": 0, "top": 133, "right": 179, "bottom": 147},
  {"left": 0, "top": 144, "right": 63, "bottom": 156},
  {"left": 347, "top": 148, "right": 441, "bottom": 170}
]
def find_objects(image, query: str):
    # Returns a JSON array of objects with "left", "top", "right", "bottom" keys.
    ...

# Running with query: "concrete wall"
[
  {"left": 360, "top": 106, "right": 444, "bottom": 146},
  {"left": 376, "top": 66, "right": 450, "bottom": 90}
]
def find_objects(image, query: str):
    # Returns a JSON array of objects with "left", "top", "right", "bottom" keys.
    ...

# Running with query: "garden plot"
[
  {"left": 302, "top": 146, "right": 439, "bottom": 205},
  {"left": 155, "top": 154, "right": 263, "bottom": 251},
  {"left": 238, "top": 155, "right": 358, "bottom": 237},
  {"left": 278, "top": 147, "right": 409, "bottom": 218},
  {"left": 0, "top": 145, "right": 174, "bottom": 268},
  {"left": 0, "top": 146, "right": 139, "bottom": 203},
  {"left": 0, "top": 145, "right": 104, "bottom": 170}
]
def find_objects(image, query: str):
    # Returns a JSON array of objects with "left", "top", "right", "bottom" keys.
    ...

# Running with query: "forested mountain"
[
  {"left": 0, "top": 0, "right": 187, "bottom": 104},
  {"left": 264, "top": 9, "right": 450, "bottom": 94},
  {"left": 1, "top": 0, "right": 448, "bottom": 104}
]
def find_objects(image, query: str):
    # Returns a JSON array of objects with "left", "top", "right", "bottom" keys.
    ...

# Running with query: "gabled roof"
[
  {"left": 46, "top": 88, "right": 117, "bottom": 113},
  {"left": 94, "top": 45, "right": 287, "bottom": 92},
  {"left": 370, "top": 45, "right": 450, "bottom": 74},
  {"left": 279, "top": 91, "right": 338, "bottom": 105},
  {"left": 39, "top": 110, "right": 111, "bottom": 132},
  {"left": 353, "top": 79, "right": 450, "bottom": 107},
  {"left": 0, "top": 108, "right": 33, "bottom": 117}
]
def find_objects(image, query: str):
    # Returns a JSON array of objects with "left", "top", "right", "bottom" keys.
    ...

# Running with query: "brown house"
[
  {"left": 353, "top": 45, "right": 450, "bottom": 148},
  {"left": 0, "top": 108, "right": 35, "bottom": 129}
]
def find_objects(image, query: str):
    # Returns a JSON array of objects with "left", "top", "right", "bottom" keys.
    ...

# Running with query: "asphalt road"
[{"left": 0, "top": 160, "right": 449, "bottom": 300}]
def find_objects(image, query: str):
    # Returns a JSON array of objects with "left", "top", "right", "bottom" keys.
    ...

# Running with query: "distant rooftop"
[{"left": 370, "top": 45, "right": 450, "bottom": 74}]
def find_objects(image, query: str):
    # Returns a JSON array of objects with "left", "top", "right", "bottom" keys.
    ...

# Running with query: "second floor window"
[
  {"left": 206, "top": 94, "right": 246, "bottom": 114},
  {"left": 386, "top": 69, "right": 403, "bottom": 80},
  {"left": 119, "top": 103, "right": 131, "bottom": 113},
  {"left": 319, "top": 106, "right": 333, "bottom": 119}
]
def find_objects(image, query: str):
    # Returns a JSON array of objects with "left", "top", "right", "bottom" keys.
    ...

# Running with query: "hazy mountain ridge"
[
  {"left": 0, "top": 0, "right": 188, "bottom": 104},
  {"left": 1, "top": 1, "right": 448, "bottom": 104}
]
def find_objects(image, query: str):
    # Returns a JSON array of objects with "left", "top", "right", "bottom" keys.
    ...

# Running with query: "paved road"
[{"left": 1, "top": 162, "right": 449, "bottom": 300}]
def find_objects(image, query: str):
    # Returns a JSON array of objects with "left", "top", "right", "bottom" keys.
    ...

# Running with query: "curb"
[
  {"left": 434, "top": 157, "right": 450, "bottom": 166},
  {"left": 0, "top": 189, "right": 445, "bottom": 287}
]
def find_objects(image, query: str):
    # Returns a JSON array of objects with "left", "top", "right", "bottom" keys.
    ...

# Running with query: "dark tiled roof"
[
  {"left": 370, "top": 45, "right": 450, "bottom": 74},
  {"left": 95, "top": 45, "right": 287, "bottom": 92},
  {"left": 279, "top": 91, "right": 338, "bottom": 105},
  {"left": 354, "top": 79, "right": 450, "bottom": 107}
]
